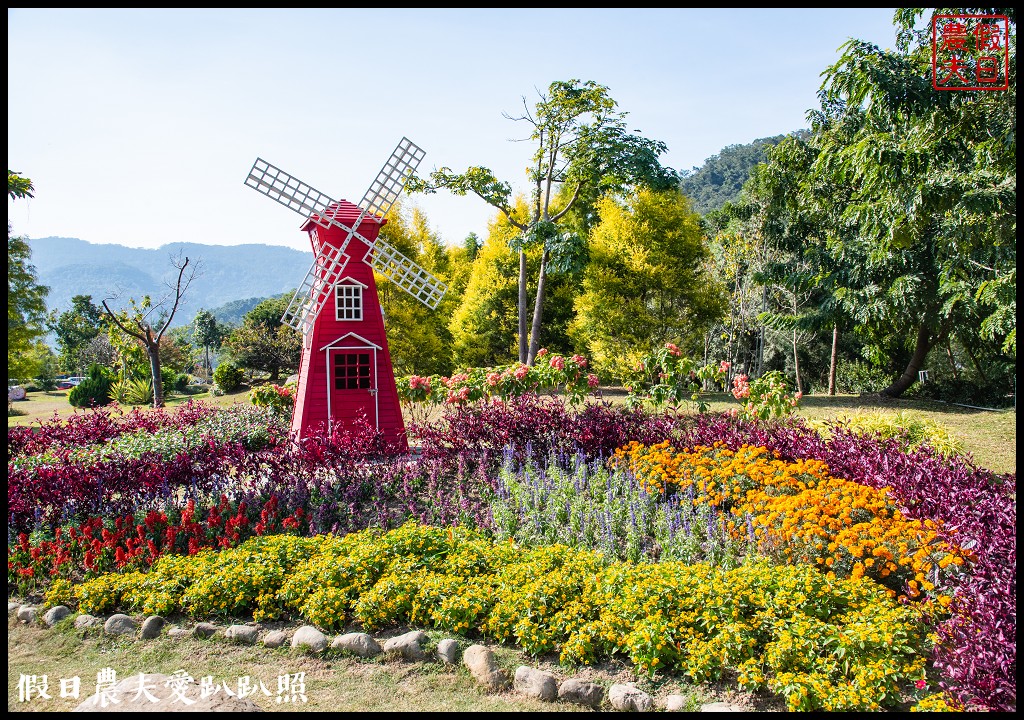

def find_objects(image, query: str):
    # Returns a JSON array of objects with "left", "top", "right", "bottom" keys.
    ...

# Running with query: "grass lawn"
[
  {"left": 7, "top": 387, "right": 252, "bottom": 427},
  {"left": 8, "top": 387, "right": 1015, "bottom": 476},
  {"left": 6, "top": 617, "right": 596, "bottom": 713}
]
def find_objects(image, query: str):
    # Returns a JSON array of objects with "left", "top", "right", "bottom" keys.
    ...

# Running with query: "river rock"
[
  {"left": 382, "top": 630, "right": 428, "bottom": 660},
  {"left": 193, "top": 622, "right": 218, "bottom": 639},
  {"left": 291, "top": 625, "right": 327, "bottom": 653},
  {"left": 75, "top": 614, "right": 102, "bottom": 629},
  {"left": 140, "top": 616, "right": 166, "bottom": 639},
  {"left": 558, "top": 678, "right": 606, "bottom": 708},
  {"left": 436, "top": 638, "right": 459, "bottom": 664},
  {"left": 43, "top": 605, "right": 72, "bottom": 626},
  {"left": 462, "top": 644, "right": 509, "bottom": 691},
  {"left": 263, "top": 630, "right": 289, "bottom": 648},
  {"left": 332, "top": 632, "right": 382, "bottom": 658},
  {"left": 225, "top": 625, "right": 259, "bottom": 644},
  {"left": 513, "top": 666, "right": 557, "bottom": 702},
  {"left": 609, "top": 683, "right": 653, "bottom": 712},
  {"left": 104, "top": 614, "right": 137, "bottom": 636}
]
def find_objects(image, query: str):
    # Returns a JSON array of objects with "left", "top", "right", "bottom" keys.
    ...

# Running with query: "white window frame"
[{"left": 335, "top": 282, "right": 364, "bottom": 321}]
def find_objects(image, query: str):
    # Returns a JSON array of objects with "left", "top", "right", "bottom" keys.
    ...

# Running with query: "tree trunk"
[
  {"left": 945, "top": 338, "right": 960, "bottom": 381},
  {"left": 962, "top": 340, "right": 988, "bottom": 381},
  {"left": 755, "top": 287, "right": 767, "bottom": 377},
  {"left": 828, "top": 324, "right": 838, "bottom": 396},
  {"left": 518, "top": 249, "right": 528, "bottom": 364},
  {"left": 526, "top": 250, "right": 550, "bottom": 366},
  {"left": 792, "top": 328, "right": 803, "bottom": 395},
  {"left": 148, "top": 341, "right": 164, "bottom": 408},
  {"left": 880, "top": 324, "right": 932, "bottom": 398}
]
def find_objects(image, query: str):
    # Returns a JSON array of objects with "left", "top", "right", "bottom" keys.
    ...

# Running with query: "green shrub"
[
  {"left": 213, "top": 362, "right": 244, "bottom": 392},
  {"left": 808, "top": 410, "right": 966, "bottom": 457},
  {"left": 33, "top": 376, "right": 58, "bottom": 391},
  {"left": 68, "top": 364, "right": 113, "bottom": 408},
  {"left": 249, "top": 383, "right": 296, "bottom": 417},
  {"left": 835, "top": 360, "right": 894, "bottom": 394},
  {"left": 161, "top": 367, "right": 177, "bottom": 395},
  {"left": 124, "top": 377, "right": 155, "bottom": 406}
]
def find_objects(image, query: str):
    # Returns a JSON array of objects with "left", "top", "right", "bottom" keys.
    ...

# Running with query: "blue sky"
[{"left": 8, "top": 8, "right": 900, "bottom": 253}]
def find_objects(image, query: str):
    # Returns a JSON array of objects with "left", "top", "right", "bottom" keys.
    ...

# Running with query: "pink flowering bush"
[
  {"left": 730, "top": 370, "right": 802, "bottom": 421},
  {"left": 249, "top": 383, "right": 297, "bottom": 418},
  {"left": 397, "top": 350, "right": 599, "bottom": 409}
]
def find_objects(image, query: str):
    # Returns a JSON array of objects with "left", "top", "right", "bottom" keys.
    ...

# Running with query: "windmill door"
[{"left": 327, "top": 344, "right": 378, "bottom": 430}]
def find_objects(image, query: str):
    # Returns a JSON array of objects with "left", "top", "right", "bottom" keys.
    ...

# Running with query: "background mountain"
[
  {"left": 678, "top": 130, "right": 809, "bottom": 215},
  {"left": 27, "top": 237, "right": 310, "bottom": 327}
]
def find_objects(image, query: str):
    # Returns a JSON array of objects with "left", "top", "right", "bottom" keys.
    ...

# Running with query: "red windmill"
[{"left": 243, "top": 138, "right": 446, "bottom": 451}]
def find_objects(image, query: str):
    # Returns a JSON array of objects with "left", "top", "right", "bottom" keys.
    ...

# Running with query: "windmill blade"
[
  {"left": 244, "top": 158, "right": 375, "bottom": 246},
  {"left": 365, "top": 239, "right": 447, "bottom": 310},
  {"left": 246, "top": 158, "right": 373, "bottom": 331},
  {"left": 280, "top": 242, "right": 352, "bottom": 334},
  {"left": 339, "top": 137, "right": 427, "bottom": 256},
  {"left": 360, "top": 137, "right": 426, "bottom": 221}
]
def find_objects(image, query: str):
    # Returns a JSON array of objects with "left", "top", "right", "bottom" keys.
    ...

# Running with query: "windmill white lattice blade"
[
  {"left": 338, "top": 137, "right": 426, "bottom": 256},
  {"left": 246, "top": 158, "right": 366, "bottom": 331},
  {"left": 282, "top": 241, "right": 353, "bottom": 334},
  {"left": 360, "top": 137, "right": 426, "bottom": 220},
  {"left": 245, "top": 138, "right": 444, "bottom": 331},
  {"left": 366, "top": 240, "right": 447, "bottom": 310},
  {"left": 245, "top": 159, "right": 374, "bottom": 245}
]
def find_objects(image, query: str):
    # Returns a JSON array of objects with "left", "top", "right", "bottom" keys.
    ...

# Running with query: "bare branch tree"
[{"left": 101, "top": 252, "right": 200, "bottom": 408}]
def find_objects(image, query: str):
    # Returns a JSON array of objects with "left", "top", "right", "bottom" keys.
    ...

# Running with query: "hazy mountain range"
[{"left": 26, "top": 236, "right": 311, "bottom": 328}]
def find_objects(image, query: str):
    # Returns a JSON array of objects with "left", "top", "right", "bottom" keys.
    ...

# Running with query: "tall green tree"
[
  {"left": 192, "top": 308, "right": 227, "bottom": 379},
  {"left": 48, "top": 295, "right": 104, "bottom": 374},
  {"left": 375, "top": 203, "right": 456, "bottom": 376},
  {"left": 408, "top": 79, "right": 678, "bottom": 365},
  {"left": 744, "top": 135, "right": 854, "bottom": 395},
  {"left": 570, "top": 189, "right": 728, "bottom": 380},
  {"left": 448, "top": 214, "right": 524, "bottom": 368},
  {"left": 222, "top": 294, "right": 301, "bottom": 383},
  {"left": 784, "top": 9, "right": 1016, "bottom": 397},
  {"left": 8, "top": 170, "right": 50, "bottom": 380},
  {"left": 25, "top": 341, "right": 60, "bottom": 390}
]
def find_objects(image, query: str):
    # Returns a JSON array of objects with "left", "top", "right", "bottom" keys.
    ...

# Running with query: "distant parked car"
[{"left": 57, "top": 376, "right": 86, "bottom": 390}]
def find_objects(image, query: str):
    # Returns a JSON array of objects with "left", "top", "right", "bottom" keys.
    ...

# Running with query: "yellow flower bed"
[
  {"left": 67, "top": 522, "right": 937, "bottom": 711},
  {"left": 611, "top": 441, "right": 968, "bottom": 601}
]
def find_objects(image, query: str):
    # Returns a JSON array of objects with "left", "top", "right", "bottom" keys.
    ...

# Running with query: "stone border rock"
[{"left": 9, "top": 600, "right": 755, "bottom": 712}]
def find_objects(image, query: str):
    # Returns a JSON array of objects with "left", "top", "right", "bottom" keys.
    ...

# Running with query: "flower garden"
[{"left": 7, "top": 350, "right": 1016, "bottom": 712}]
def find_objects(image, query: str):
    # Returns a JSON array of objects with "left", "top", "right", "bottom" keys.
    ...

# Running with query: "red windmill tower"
[{"left": 243, "top": 138, "right": 446, "bottom": 451}]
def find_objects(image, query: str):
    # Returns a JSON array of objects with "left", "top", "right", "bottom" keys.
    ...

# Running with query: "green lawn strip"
[{"left": 7, "top": 617, "right": 593, "bottom": 713}]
